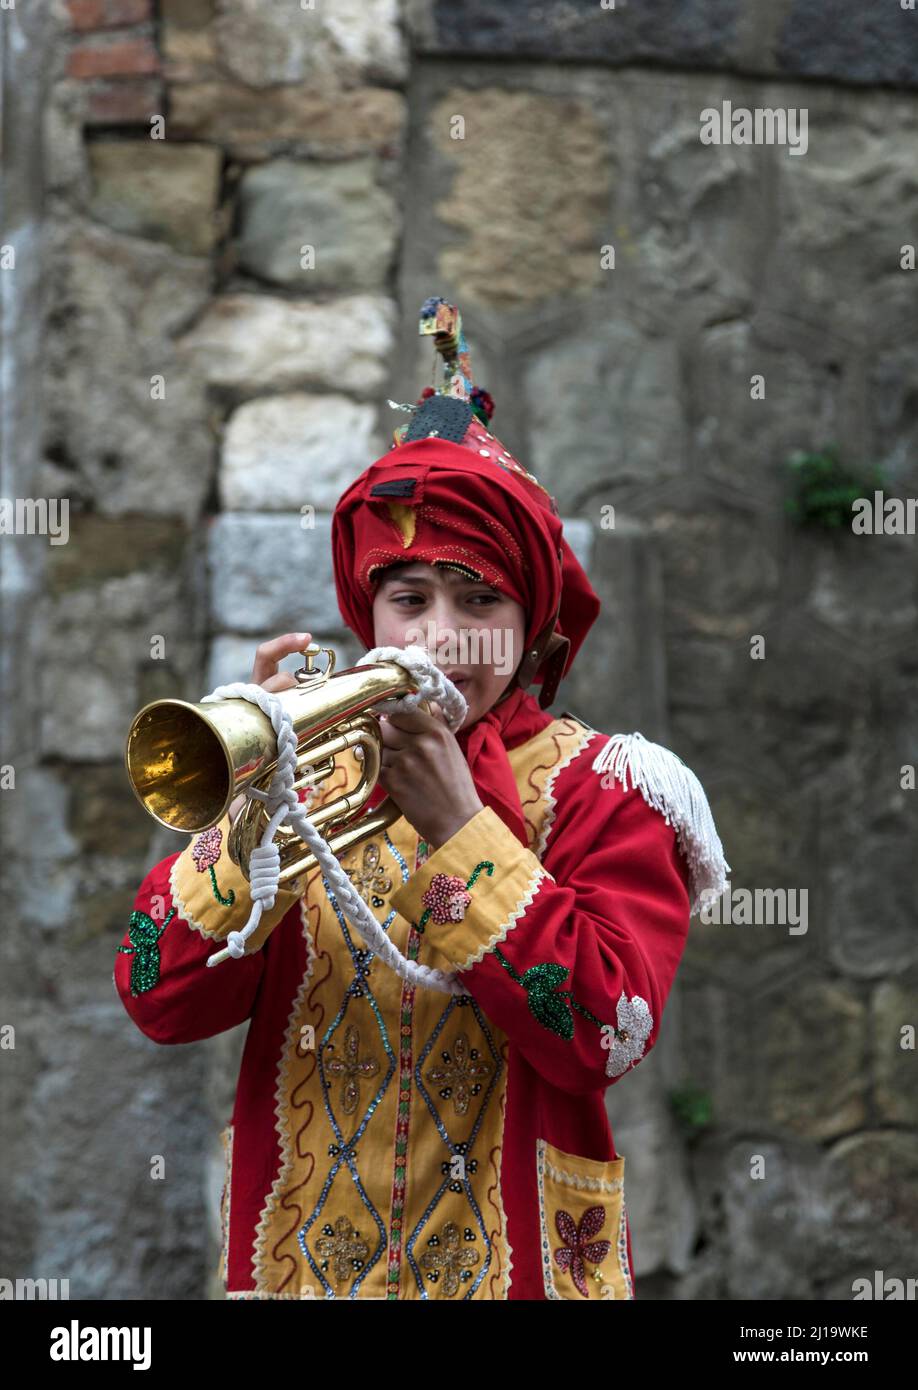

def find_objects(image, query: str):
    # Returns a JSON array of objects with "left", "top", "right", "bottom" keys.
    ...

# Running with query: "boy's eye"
[{"left": 392, "top": 592, "right": 499, "bottom": 606}]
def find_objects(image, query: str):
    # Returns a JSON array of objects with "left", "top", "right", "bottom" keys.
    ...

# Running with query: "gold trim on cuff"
[
  {"left": 171, "top": 812, "right": 301, "bottom": 949},
  {"left": 389, "top": 805, "right": 553, "bottom": 973}
]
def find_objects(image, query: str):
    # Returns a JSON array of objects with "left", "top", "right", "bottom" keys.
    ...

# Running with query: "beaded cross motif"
[
  {"left": 343, "top": 840, "right": 392, "bottom": 908},
  {"left": 324, "top": 1023, "right": 381, "bottom": 1116},
  {"left": 425, "top": 1031, "right": 492, "bottom": 1117},
  {"left": 315, "top": 1215, "right": 370, "bottom": 1284},
  {"left": 419, "top": 1219, "right": 480, "bottom": 1296}
]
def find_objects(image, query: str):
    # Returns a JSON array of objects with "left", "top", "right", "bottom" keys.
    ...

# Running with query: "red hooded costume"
[{"left": 115, "top": 298, "right": 728, "bottom": 1300}]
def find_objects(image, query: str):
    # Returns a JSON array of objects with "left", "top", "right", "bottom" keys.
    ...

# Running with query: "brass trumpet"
[{"left": 124, "top": 645, "right": 429, "bottom": 895}]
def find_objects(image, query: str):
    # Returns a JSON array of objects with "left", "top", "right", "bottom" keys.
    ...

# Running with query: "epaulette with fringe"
[{"left": 590, "top": 731, "right": 730, "bottom": 917}]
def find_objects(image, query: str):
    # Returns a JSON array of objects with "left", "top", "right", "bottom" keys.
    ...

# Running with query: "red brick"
[
  {"left": 66, "top": 0, "right": 104, "bottom": 26},
  {"left": 66, "top": 0, "right": 152, "bottom": 30},
  {"left": 67, "top": 37, "right": 160, "bottom": 79},
  {"left": 85, "top": 77, "right": 163, "bottom": 124}
]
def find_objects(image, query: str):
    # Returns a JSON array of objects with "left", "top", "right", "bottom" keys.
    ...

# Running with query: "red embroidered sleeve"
[
  {"left": 389, "top": 764, "right": 692, "bottom": 1094},
  {"left": 114, "top": 812, "right": 300, "bottom": 1045}
]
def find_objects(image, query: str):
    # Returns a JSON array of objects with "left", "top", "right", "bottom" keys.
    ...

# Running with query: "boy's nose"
[{"left": 426, "top": 603, "right": 459, "bottom": 645}]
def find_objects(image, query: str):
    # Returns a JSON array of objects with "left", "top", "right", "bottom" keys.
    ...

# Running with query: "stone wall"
[{"left": 1, "top": 0, "right": 916, "bottom": 1299}]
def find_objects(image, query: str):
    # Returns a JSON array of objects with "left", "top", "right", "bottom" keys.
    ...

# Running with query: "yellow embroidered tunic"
[{"left": 116, "top": 713, "right": 710, "bottom": 1300}]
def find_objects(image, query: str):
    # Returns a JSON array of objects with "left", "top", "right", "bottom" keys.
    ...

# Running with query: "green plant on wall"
[
  {"left": 784, "top": 445, "right": 887, "bottom": 530},
  {"left": 669, "top": 1083, "right": 713, "bottom": 1136}
]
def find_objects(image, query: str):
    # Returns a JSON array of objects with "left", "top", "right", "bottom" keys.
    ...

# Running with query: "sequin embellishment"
[
  {"left": 494, "top": 949, "right": 600, "bottom": 1040},
  {"left": 604, "top": 992, "right": 654, "bottom": 1078},
  {"left": 417, "top": 860, "right": 493, "bottom": 933},
  {"left": 419, "top": 1220, "right": 480, "bottom": 1296},
  {"left": 494, "top": 947, "right": 618, "bottom": 1045},
  {"left": 554, "top": 1206, "right": 612, "bottom": 1298},
  {"left": 343, "top": 840, "right": 393, "bottom": 907},
  {"left": 117, "top": 906, "right": 177, "bottom": 996},
  {"left": 425, "top": 1032, "right": 492, "bottom": 1116},
  {"left": 191, "top": 825, "right": 235, "bottom": 907},
  {"left": 315, "top": 1215, "right": 370, "bottom": 1284},
  {"left": 324, "top": 1023, "right": 381, "bottom": 1116},
  {"left": 494, "top": 948, "right": 654, "bottom": 1070},
  {"left": 421, "top": 873, "right": 472, "bottom": 923}
]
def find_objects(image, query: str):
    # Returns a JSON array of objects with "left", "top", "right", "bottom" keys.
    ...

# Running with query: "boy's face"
[{"left": 371, "top": 561, "right": 527, "bottom": 730}]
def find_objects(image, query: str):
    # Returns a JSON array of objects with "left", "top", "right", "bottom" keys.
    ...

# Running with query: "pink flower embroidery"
[
  {"left": 192, "top": 825, "right": 223, "bottom": 872},
  {"left": 554, "top": 1206, "right": 612, "bottom": 1298},
  {"left": 421, "top": 873, "right": 472, "bottom": 924},
  {"left": 191, "top": 825, "right": 235, "bottom": 907}
]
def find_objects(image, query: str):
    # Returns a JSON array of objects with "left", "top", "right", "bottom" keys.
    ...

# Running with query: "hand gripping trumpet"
[{"left": 124, "top": 644, "right": 469, "bottom": 993}]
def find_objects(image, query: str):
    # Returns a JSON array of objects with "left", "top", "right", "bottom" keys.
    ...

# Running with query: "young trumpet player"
[{"left": 115, "top": 297, "right": 728, "bottom": 1301}]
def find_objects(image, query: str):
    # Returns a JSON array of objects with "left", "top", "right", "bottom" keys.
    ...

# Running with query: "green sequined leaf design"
[
  {"left": 118, "top": 906, "right": 176, "bottom": 997},
  {"left": 495, "top": 948, "right": 608, "bottom": 1042},
  {"left": 519, "top": 962, "right": 575, "bottom": 1040}
]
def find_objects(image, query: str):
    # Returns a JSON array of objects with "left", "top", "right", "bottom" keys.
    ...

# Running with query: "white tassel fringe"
[{"left": 591, "top": 731, "right": 730, "bottom": 916}]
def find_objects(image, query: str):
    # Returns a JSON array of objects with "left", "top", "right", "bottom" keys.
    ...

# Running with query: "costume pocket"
[
  {"left": 218, "top": 1123, "right": 234, "bottom": 1290},
  {"left": 535, "top": 1138, "right": 633, "bottom": 1300}
]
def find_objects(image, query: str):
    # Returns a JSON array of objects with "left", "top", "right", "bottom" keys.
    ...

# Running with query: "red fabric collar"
[{"left": 454, "top": 684, "right": 555, "bottom": 847}]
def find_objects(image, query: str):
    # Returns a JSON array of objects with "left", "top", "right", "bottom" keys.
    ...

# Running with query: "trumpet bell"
[{"left": 125, "top": 697, "right": 265, "bottom": 833}]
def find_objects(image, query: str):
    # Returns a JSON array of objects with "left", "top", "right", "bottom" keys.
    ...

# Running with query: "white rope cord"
[{"left": 201, "top": 646, "right": 469, "bottom": 994}]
